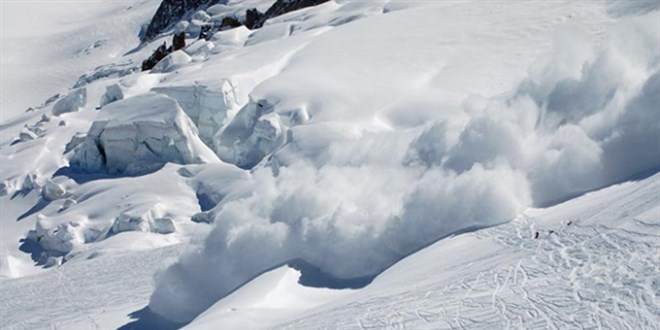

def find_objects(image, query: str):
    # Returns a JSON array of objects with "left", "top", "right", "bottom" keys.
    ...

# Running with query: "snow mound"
[
  {"left": 69, "top": 92, "right": 218, "bottom": 175},
  {"left": 51, "top": 87, "right": 86, "bottom": 115},
  {"left": 152, "top": 80, "right": 239, "bottom": 148}
]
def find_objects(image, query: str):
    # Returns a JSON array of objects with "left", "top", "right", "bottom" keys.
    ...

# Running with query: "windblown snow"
[{"left": 0, "top": 0, "right": 658, "bottom": 329}]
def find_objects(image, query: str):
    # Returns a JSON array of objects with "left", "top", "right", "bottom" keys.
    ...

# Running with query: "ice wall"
[{"left": 70, "top": 93, "right": 218, "bottom": 175}]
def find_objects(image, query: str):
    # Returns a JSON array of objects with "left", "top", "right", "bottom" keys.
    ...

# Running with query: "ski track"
[
  {"left": 276, "top": 181, "right": 660, "bottom": 330},
  {"left": 0, "top": 244, "right": 184, "bottom": 330}
]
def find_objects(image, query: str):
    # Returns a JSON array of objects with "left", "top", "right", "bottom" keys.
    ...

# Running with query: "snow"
[
  {"left": 0, "top": 0, "right": 658, "bottom": 328},
  {"left": 266, "top": 173, "right": 660, "bottom": 329},
  {"left": 152, "top": 80, "right": 239, "bottom": 148},
  {"left": 183, "top": 39, "right": 215, "bottom": 61},
  {"left": 185, "top": 266, "right": 353, "bottom": 329},
  {"left": 69, "top": 92, "right": 218, "bottom": 175},
  {"left": 99, "top": 83, "right": 124, "bottom": 107},
  {"left": 41, "top": 180, "right": 66, "bottom": 201},
  {"left": 51, "top": 88, "right": 87, "bottom": 116},
  {"left": 215, "top": 99, "right": 288, "bottom": 168},
  {"left": 151, "top": 50, "right": 192, "bottom": 73},
  {"left": 181, "top": 172, "right": 660, "bottom": 329},
  {"left": 149, "top": 2, "right": 659, "bottom": 323}
]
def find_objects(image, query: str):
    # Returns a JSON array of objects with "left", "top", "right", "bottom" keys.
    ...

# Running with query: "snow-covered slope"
[
  {"left": 0, "top": 0, "right": 658, "bottom": 329},
  {"left": 185, "top": 172, "right": 659, "bottom": 329}
]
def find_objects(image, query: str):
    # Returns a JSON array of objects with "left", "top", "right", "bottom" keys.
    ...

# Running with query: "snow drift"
[
  {"left": 149, "top": 11, "right": 659, "bottom": 322},
  {"left": 69, "top": 93, "right": 218, "bottom": 175}
]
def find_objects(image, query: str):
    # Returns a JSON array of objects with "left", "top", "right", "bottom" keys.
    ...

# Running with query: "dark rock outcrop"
[
  {"left": 143, "top": 0, "right": 332, "bottom": 43},
  {"left": 199, "top": 25, "right": 214, "bottom": 40},
  {"left": 142, "top": 0, "right": 219, "bottom": 41},
  {"left": 141, "top": 42, "right": 170, "bottom": 71},
  {"left": 172, "top": 32, "right": 186, "bottom": 50},
  {"left": 251, "top": 0, "right": 330, "bottom": 29},
  {"left": 220, "top": 17, "right": 242, "bottom": 30},
  {"left": 244, "top": 8, "right": 265, "bottom": 30}
]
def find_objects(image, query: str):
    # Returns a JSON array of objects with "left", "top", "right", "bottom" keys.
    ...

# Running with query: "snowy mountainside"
[{"left": 0, "top": 0, "right": 659, "bottom": 329}]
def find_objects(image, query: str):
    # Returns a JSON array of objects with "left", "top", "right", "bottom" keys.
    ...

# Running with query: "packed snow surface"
[{"left": 0, "top": 0, "right": 658, "bottom": 329}]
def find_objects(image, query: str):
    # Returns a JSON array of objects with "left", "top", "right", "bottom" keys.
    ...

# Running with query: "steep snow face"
[{"left": 70, "top": 93, "right": 218, "bottom": 175}]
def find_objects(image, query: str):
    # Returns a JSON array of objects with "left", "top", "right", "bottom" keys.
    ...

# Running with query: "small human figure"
[{"left": 534, "top": 231, "right": 539, "bottom": 239}]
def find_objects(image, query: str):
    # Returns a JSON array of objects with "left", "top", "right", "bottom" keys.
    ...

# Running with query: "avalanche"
[{"left": 0, "top": 0, "right": 658, "bottom": 329}]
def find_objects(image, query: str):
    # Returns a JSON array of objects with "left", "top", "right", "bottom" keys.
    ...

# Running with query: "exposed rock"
[
  {"left": 198, "top": 24, "right": 214, "bottom": 40},
  {"left": 250, "top": 0, "right": 330, "bottom": 29},
  {"left": 220, "top": 16, "right": 242, "bottom": 30},
  {"left": 244, "top": 8, "right": 265, "bottom": 30},
  {"left": 172, "top": 31, "right": 186, "bottom": 51},
  {"left": 143, "top": 0, "right": 218, "bottom": 41},
  {"left": 69, "top": 93, "right": 217, "bottom": 175},
  {"left": 142, "top": 42, "right": 171, "bottom": 71},
  {"left": 52, "top": 88, "right": 87, "bottom": 116}
]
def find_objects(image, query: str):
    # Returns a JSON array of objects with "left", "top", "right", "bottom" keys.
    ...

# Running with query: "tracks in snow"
[{"left": 275, "top": 188, "right": 660, "bottom": 330}]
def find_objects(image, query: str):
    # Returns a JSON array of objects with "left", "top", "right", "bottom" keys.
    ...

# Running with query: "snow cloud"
[{"left": 150, "top": 12, "right": 659, "bottom": 322}]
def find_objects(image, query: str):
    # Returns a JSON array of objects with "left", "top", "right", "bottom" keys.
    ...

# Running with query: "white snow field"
[{"left": 1, "top": 0, "right": 659, "bottom": 329}]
